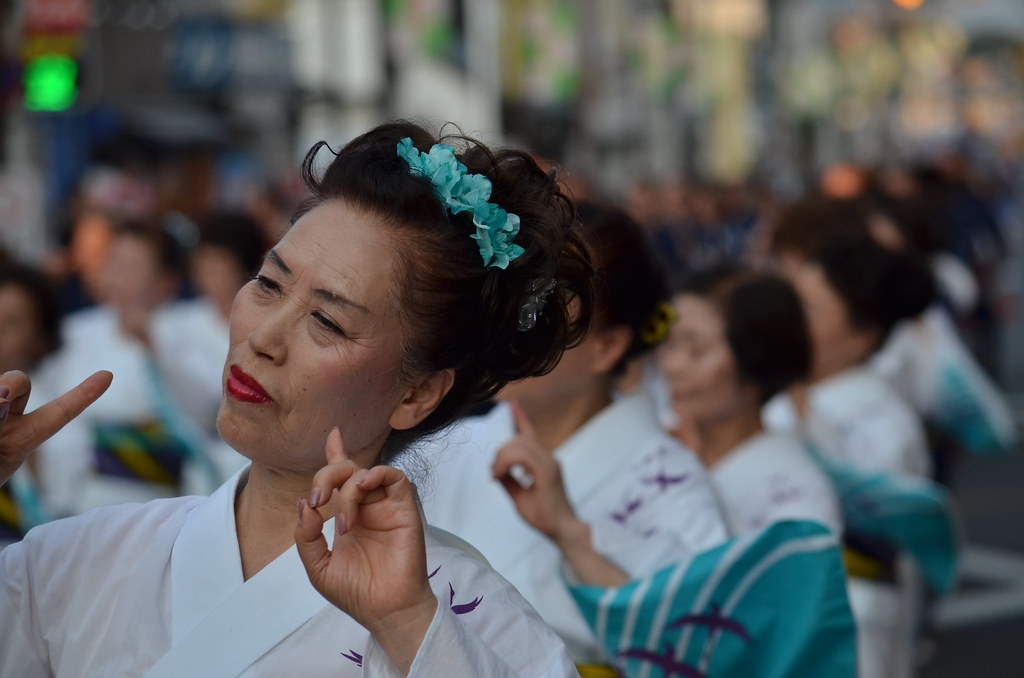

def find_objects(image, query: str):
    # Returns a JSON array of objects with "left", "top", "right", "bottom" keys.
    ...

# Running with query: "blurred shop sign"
[
  {"left": 23, "top": 0, "right": 91, "bottom": 34},
  {"left": 170, "top": 19, "right": 290, "bottom": 93},
  {"left": 20, "top": 0, "right": 91, "bottom": 111}
]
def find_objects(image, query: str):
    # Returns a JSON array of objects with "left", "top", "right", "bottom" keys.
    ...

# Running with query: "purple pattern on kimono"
[
  {"left": 768, "top": 476, "right": 804, "bottom": 506},
  {"left": 341, "top": 650, "right": 363, "bottom": 667},
  {"left": 642, "top": 470, "right": 690, "bottom": 493},
  {"left": 448, "top": 582, "right": 484, "bottom": 615},
  {"left": 668, "top": 603, "right": 752, "bottom": 644},
  {"left": 618, "top": 643, "right": 706, "bottom": 678},
  {"left": 610, "top": 497, "right": 644, "bottom": 525}
]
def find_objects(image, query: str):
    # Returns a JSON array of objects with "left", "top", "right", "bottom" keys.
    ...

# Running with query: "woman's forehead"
[{"left": 276, "top": 202, "right": 399, "bottom": 307}]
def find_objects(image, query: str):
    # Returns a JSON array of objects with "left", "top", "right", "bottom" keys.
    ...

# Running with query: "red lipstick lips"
[{"left": 227, "top": 364, "right": 273, "bottom": 404}]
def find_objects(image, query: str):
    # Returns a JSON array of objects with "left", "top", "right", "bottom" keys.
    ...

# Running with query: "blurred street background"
[{"left": 1, "top": 1, "right": 1023, "bottom": 674}]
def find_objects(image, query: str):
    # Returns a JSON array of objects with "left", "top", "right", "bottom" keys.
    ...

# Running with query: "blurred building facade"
[{"left": 1, "top": 0, "right": 1023, "bottom": 260}]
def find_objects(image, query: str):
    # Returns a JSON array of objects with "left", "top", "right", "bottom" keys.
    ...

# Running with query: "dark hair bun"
[{"left": 298, "top": 121, "right": 595, "bottom": 457}]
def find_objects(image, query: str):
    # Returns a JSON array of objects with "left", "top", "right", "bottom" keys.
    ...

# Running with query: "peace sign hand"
[{"left": 0, "top": 370, "right": 113, "bottom": 486}]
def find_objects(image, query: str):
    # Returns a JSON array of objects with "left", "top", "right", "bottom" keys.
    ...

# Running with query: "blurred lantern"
[{"left": 891, "top": 0, "right": 926, "bottom": 9}]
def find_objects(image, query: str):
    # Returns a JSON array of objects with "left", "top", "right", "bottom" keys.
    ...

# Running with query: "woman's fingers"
[
  {"left": 0, "top": 371, "right": 31, "bottom": 416},
  {"left": 508, "top": 401, "right": 537, "bottom": 437},
  {"left": 308, "top": 462, "right": 359, "bottom": 509},
  {"left": 308, "top": 427, "right": 358, "bottom": 508},
  {"left": 16, "top": 371, "right": 112, "bottom": 448},
  {"left": 333, "top": 465, "right": 410, "bottom": 535},
  {"left": 324, "top": 426, "right": 349, "bottom": 465},
  {"left": 294, "top": 498, "right": 331, "bottom": 586}
]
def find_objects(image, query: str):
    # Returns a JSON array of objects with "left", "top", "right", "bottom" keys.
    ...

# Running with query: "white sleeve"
[
  {"left": 590, "top": 450, "right": 728, "bottom": 575},
  {"left": 364, "top": 604, "right": 577, "bottom": 678},
  {"left": 364, "top": 543, "right": 578, "bottom": 678},
  {"left": 0, "top": 542, "right": 53, "bottom": 678}
]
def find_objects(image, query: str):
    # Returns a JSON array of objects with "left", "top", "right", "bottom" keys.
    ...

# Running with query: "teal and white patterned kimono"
[
  {"left": 568, "top": 520, "right": 857, "bottom": 678},
  {"left": 423, "top": 392, "right": 729, "bottom": 664}
]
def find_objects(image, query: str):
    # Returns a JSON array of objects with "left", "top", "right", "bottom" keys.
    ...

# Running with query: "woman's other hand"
[
  {"left": 0, "top": 370, "right": 112, "bottom": 486},
  {"left": 493, "top": 402, "right": 629, "bottom": 587},
  {"left": 295, "top": 427, "right": 437, "bottom": 675},
  {"left": 492, "top": 402, "right": 582, "bottom": 543}
]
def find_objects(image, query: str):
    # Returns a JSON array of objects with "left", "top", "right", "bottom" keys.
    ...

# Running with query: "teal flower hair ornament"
[{"left": 397, "top": 137, "right": 525, "bottom": 270}]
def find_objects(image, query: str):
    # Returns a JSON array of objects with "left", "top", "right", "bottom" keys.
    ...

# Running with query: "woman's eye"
[
  {"left": 254, "top": 275, "right": 280, "bottom": 292},
  {"left": 313, "top": 312, "right": 345, "bottom": 336}
]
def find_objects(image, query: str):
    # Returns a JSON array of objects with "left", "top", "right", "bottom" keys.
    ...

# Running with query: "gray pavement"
[{"left": 919, "top": 415, "right": 1024, "bottom": 677}]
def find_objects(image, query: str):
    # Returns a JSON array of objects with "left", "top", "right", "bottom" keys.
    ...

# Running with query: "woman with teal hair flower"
[{"left": 0, "top": 121, "right": 596, "bottom": 677}]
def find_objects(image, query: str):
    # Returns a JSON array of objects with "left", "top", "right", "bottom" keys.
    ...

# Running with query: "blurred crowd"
[{"left": 0, "top": 131, "right": 1020, "bottom": 677}]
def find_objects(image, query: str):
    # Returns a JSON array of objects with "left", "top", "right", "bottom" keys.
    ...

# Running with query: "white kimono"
[
  {"left": 0, "top": 469, "right": 577, "bottom": 678},
  {"left": 32, "top": 301, "right": 235, "bottom": 516},
  {"left": 421, "top": 391, "right": 729, "bottom": 664},
  {"left": 764, "top": 367, "right": 932, "bottom": 479},
  {"left": 764, "top": 371, "right": 929, "bottom": 678},
  {"left": 710, "top": 432, "right": 843, "bottom": 536},
  {"left": 870, "top": 305, "right": 1017, "bottom": 455}
]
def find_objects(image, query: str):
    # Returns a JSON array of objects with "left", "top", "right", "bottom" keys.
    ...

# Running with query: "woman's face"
[
  {"left": 217, "top": 200, "right": 415, "bottom": 475},
  {"left": 0, "top": 283, "right": 44, "bottom": 372},
  {"left": 100, "top": 233, "right": 175, "bottom": 313},
  {"left": 658, "top": 294, "right": 755, "bottom": 426},
  {"left": 781, "top": 260, "right": 874, "bottom": 382}
]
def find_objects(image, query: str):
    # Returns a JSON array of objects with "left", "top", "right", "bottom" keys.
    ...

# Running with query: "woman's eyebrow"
[
  {"left": 266, "top": 248, "right": 370, "bottom": 314},
  {"left": 266, "top": 249, "right": 291, "bottom": 275},
  {"left": 313, "top": 287, "right": 371, "bottom": 315}
]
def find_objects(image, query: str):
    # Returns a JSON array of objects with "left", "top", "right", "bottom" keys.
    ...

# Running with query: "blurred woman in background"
[
  {"left": 32, "top": 221, "right": 216, "bottom": 516},
  {"left": 424, "top": 202, "right": 727, "bottom": 674},
  {"left": 766, "top": 200, "right": 939, "bottom": 678},
  {"left": 659, "top": 265, "right": 842, "bottom": 536}
]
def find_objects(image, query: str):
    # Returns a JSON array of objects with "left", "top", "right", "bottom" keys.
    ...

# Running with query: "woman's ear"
[
  {"left": 592, "top": 325, "right": 633, "bottom": 376},
  {"left": 388, "top": 368, "right": 456, "bottom": 431}
]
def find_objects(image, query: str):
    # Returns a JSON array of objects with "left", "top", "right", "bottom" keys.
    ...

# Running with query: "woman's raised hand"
[
  {"left": 491, "top": 402, "right": 581, "bottom": 543},
  {"left": 493, "top": 403, "right": 630, "bottom": 587},
  {"left": 0, "top": 370, "right": 113, "bottom": 486},
  {"left": 295, "top": 427, "right": 437, "bottom": 674}
]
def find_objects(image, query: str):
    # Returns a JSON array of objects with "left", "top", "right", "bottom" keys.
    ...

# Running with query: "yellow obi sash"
[{"left": 576, "top": 664, "right": 620, "bottom": 678}]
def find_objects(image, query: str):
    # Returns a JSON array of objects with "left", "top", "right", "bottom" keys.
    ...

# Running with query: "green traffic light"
[{"left": 24, "top": 55, "right": 78, "bottom": 112}]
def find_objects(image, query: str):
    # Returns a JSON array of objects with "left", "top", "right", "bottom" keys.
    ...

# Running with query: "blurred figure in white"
[
  {"left": 659, "top": 265, "right": 842, "bottom": 537},
  {"left": 33, "top": 221, "right": 220, "bottom": 515},
  {"left": 766, "top": 199, "right": 937, "bottom": 678}
]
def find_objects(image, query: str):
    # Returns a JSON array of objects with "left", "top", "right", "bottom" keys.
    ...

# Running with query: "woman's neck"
[
  {"left": 695, "top": 407, "right": 764, "bottom": 469},
  {"left": 516, "top": 386, "right": 614, "bottom": 453},
  {"left": 234, "top": 463, "right": 329, "bottom": 580}
]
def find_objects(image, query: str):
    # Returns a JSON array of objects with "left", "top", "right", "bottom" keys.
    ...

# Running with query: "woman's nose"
[{"left": 246, "top": 305, "right": 291, "bottom": 364}]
